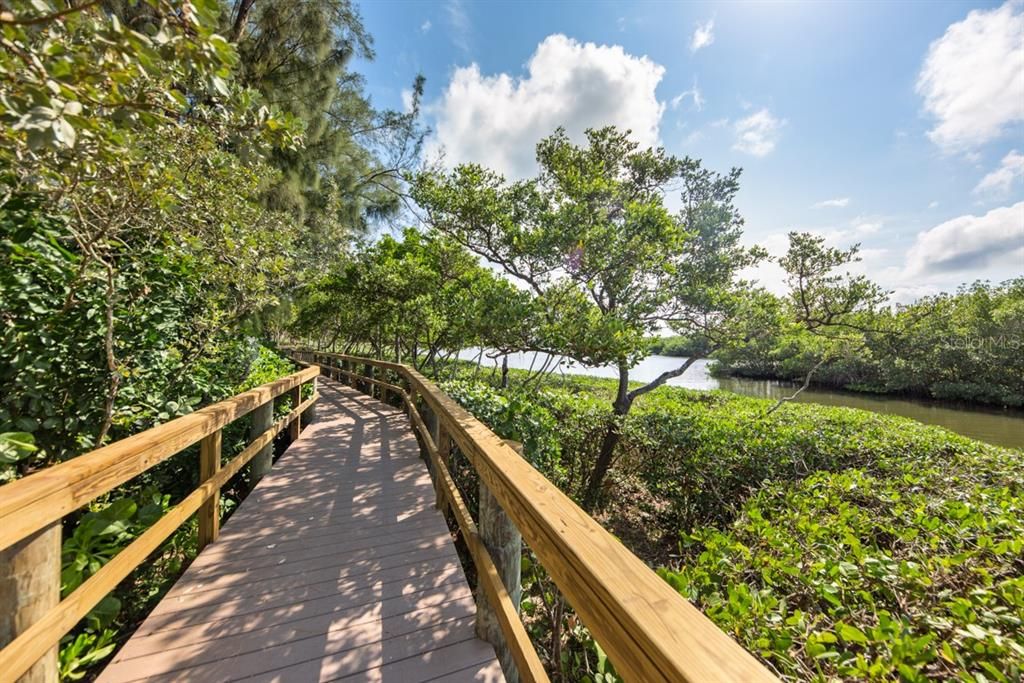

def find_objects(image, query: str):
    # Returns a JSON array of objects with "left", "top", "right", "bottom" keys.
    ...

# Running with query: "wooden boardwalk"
[{"left": 97, "top": 379, "right": 503, "bottom": 683}]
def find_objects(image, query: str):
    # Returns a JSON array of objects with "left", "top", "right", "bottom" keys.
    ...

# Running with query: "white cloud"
[
  {"left": 420, "top": 19, "right": 432, "bottom": 33},
  {"left": 974, "top": 149, "right": 1024, "bottom": 196},
  {"left": 929, "top": 201, "right": 939, "bottom": 209},
  {"left": 741, "top": 222, "right": 888, "bottom": 295},
  {"left": 690, "top": 19, "right": 715, "bottom": 53},
  {"left": 813, "top": 197, "right": 851, "bottom": 209},
  {"left": 425, "top": 34, "right": 666, "bottom": 179},
  {"left": 888, "top": 283, "right": 944, "bottom": 305},
  {"left": 732, "top": 108, "right": 784, "bottom": 157},
  {"left": 850, "top": 221, "right": 881, "bottom": 236},
  {"left": 916, "top": 1, "right": 1024, "bottom": 152},
  {"left": 816, "top": 218, "right": 885, "bottom": 243},
  {"left": 907, "top": 201, "right": 1024, "bottom": 275},
  {"left": 670, "top": 79, "right": 704, "bottom": 111},
  {"left": 445, "top": 0, "right": 471, "bottom": 52}
]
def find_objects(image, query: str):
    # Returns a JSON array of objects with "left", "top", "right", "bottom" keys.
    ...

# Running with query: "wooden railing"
[
  {"left": 0, "top": 364, "right": 319, "bottom": 683},
  {"left": 296, "top": 350, "right": 778, "bottom": 683}
]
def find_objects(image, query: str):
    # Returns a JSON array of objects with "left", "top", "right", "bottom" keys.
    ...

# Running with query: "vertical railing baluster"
[
  {"left": 288, "top": 384, "right": 302, "bottom": 441},
  {"left": 198, "top": 429, "right": 222, "bottom": 550},
  {"left": 476, "top": 439, "right": 525, "bottom": 682},
  {"left": 250, "top": 398, "right": 273, "bottom": 485},
  {"left": 434, "top": 423, "right": 449, "bottom": 511}
]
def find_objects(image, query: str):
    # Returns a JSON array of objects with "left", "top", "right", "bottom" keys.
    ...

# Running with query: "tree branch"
[
  {"left": 0, "top": 0, "right": 102, "bottom": 26},
  {"left": 627, "top": 353, "right": 705, "bottom": 402},
  {"left": 765, "top": 355, "right": 828, "bottom": 416}
]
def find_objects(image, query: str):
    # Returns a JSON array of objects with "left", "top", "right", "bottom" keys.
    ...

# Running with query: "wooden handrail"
[
  {"left": 302, "top": 350, "right": 778, "bottom": 683},
  {"left": 0, "top": 364, "right": 319, "bottom": 683}
]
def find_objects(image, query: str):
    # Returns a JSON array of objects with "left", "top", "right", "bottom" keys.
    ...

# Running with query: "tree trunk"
[
  {"left": 581, "top": 363, "right": 631, "bottom": 511},
  {"left": 500, "top": 354, "right": 509, "bottom": 388},
  {"left": 228, "top": 0, "right": 256, "bottom": 43}
]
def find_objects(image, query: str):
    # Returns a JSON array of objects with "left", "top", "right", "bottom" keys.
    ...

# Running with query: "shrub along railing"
[
  {"left": 295, "top": 350, "right": 778, "bottom": 683},
  {"left": 0, "top": 365, "right": 319, "bottom": 683}
]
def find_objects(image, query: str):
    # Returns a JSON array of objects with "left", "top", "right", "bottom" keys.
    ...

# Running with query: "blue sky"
[{"left": 355, "top": 0, "right": 1024, "bottom": 302}]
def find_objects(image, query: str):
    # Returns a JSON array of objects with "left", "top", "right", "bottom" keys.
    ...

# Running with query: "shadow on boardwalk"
[{"left": 97, "top": 379, "right": 503, "bottom": 683}]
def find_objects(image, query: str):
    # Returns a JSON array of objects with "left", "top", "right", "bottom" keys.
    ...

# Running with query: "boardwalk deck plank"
[{"left": 97, "top": 379, "right": 503, "bottom": 683}]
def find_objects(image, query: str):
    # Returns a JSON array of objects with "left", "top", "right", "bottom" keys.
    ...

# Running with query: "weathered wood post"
[
  {"left": 433, "top": 422, "right": 450, "bottom": 512},
  {"left": 366, "top": 363, "right": 375, "bottom": 399},
  {"left": 288, "top": 384, "right": 302, "bottom": 441},
  {"left": 475, "top": 440, "right": 524, "bottom": 683},
  {"left": 423, "top": 400, "right": 440, "bottom": 475},
  {"left": 425, "top": 402, "right": 438, "bottom": 447},
  {"left": 306, "top": 376, "right": 318, "bottom": 424},
  {"left": 198, "top": 429, "right": 222, "bottom": 550},
  {"left": 405, "top": 388, "right": 415, "bottom": 424},
  {"left": 250, "top": 398, "right": 274, "bottom": 483},
  {"left": 0, "top": 523, "right": 60, "bottom": 682}
]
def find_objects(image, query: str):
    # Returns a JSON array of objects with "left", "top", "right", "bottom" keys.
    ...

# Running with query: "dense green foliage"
[
  {"left": 1, "top": 0, "right": 420, "bottom": 471},
  {"left": 292, "top": 227, "right": 526, "bottom": 367},
  {"left": 4, "top": 3, "right": 1017, "bottom": 681},
  {"left": 0, "top": 1, "right": 420, "bottom": 677},
  {"left": 0, "top": 0, "right": 297, "bottom": 468},
  {"left": 413, "top": 126, "right": 771, "bottom": 507},
  {"left": 715, "top": 279, "right": 1024, "bottom": 407},
  {"left": 645, "top": 335, "right": 705, "bottom": 357},
  {"left": 439, "top": 364, "right": 1023, "bottom": 681},
  {"left": 661, "top": 459, "right": 1022, "bottom": 681}
]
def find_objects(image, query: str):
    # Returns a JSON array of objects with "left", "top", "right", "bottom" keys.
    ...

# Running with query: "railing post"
[
  {"left": 434, "top": 424, "right": 449, "bottom": 511},
  {"left": 288, "top": 384, "right": 302, "bottom": 441},
  {"left": 249, "top": 398, "right": 274, "bottom": 484},
  {"left": 198, "top": 429, "right": 222, "bottom": 550},
  {"left": 425, "top": 403, "right": 439, "bottom": 448},
  {"left": 366, "top": 364, "right": 376, "bottom": 399},
  {"left": 0, "top": 522, "right": 60, "bottom": 683},
  {"left": 475, "top": 440, "right": 525, "bottom": 683},
  {"left": 306, "top": 376, "right": 318, "bottom": 424}
]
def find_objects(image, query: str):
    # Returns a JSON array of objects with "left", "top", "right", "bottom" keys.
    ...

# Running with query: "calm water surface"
[{"left": 459, "top": 350, "right": 1024, "bottom": 450}]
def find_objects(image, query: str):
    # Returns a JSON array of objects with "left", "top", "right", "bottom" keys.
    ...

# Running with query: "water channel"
[{"left": 459, "top": 350, "right": 1024, "bottom": 450}]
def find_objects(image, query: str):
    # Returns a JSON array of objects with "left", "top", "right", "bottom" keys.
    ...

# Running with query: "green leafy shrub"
[
  {"left": 620, "top": 388, "right": 1000, "bottom": 541},
  {"left": 441, "top": 380, "right": 563, "bottom": 481},
  {"left": 659, "top": 454, "right": 1023, "bottom": 681},
  {"left": 52, "top": 344, "right": 296, "bottom": 678},
  {"left": 440, "top": 366, "right": 1023, "bottom": 681}
]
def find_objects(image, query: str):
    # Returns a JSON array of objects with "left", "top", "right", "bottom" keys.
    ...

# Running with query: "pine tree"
[{"left": 225, "top": 0, "right": 425, "bottom": 256}]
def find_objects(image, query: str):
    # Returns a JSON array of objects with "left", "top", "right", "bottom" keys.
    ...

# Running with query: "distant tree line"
[
  {"left": 645, "top": 335, "right": 707, "bottom": 357},
  {"left": 714, "top": 279, "right": 1024, "bottom": 407}
]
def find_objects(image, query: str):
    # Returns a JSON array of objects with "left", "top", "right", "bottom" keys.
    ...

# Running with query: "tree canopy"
[
  {"left": 292, "top": 227, "right": 528, "bottom": 370},
  {"left": 0, "top": 0, "right": 425, "bottom": 465},
  {"left": 412, "top": 126, "right": 768, "bottom": 506}
]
